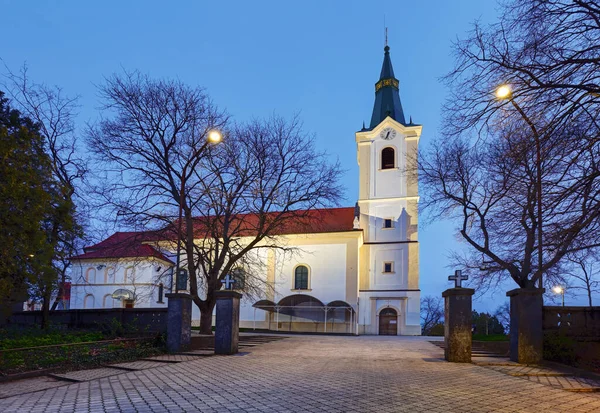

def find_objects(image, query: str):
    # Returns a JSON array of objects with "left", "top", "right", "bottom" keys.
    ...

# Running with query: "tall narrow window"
[
  {"left": 157, "top": 283, "right": 164, "bottom": 303},
  {"left": 382, "top": 147, "right": 395, "bottom": 169},
  {"left": 86, "top": 268, "right": 96, "bottom": 283},
  {"left": 84, "top": 294, "right": 95, "bottom": 309},
  {"left": 294, "top": 265, "right": 309, "bottom": 290},
  {"left": 103, "top": 294, "right": 113, "bottom": 308},
  {"left": 124, "top": 266, "right": 135, "bottom": 283}
]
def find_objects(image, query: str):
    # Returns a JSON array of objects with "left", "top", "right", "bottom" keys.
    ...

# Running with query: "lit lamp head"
[
  {"left": 495, "top": 84, "right": 512, "bottom": 100},
  {"left": 552, "top": 286, "right": 564, "bottom": 294},
  {"left": 207, "top": 129, "right": 223, "bottom": 144}
]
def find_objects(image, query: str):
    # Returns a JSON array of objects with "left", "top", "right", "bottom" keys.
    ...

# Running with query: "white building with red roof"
[{"left": 69, "top": 45, "right": 421, "bottom": 335}]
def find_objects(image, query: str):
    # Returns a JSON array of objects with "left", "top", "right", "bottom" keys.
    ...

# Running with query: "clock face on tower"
[{"left": 380, "top": 127, "right": 397, "bottom": 140}]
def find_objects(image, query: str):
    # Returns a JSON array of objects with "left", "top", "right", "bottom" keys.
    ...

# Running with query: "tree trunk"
[
  {"left": 41, "top": 292, "right": 51, "bottom": 329},
  {"left": 199, "top": 300, "right": 215, "bottom": 335},
  {"left": 50, "top": 277, "right": 65, "bottom": 311}
]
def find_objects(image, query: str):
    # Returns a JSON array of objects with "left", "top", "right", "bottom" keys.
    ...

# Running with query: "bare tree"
[
  {"left": 419, "top": 0, "right": 600, "bottom": 291},
  {"left": 493, "top": 302, "right": 510, "bottom": 333},
  {"left": 420, "top": 295, "right": 444, "bottom": 335},
  {"left": 88, "top": 71, "right": 343, "bottom": 334},
  {"left": 564, "top": 250, "right": 600, "bottom": 308},
  {"left": 2, "top": 64, "right": 86, "bottom": 325}
]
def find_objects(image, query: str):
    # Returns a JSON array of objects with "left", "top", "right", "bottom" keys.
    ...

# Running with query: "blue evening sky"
[{"left": 4, "top": 1, "right": 575, "bottom": 311}]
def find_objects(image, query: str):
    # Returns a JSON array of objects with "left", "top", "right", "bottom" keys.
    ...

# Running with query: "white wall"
[{"left": 70, "top": 259, "right": 171, "bottom": 309}]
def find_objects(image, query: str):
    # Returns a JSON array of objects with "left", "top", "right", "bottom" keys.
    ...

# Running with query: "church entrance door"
[{"left": 379, "top": 308, "right": 398, "bottom": 335}]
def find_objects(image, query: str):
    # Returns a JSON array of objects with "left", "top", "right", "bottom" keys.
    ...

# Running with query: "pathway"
[{"left": 2, "top": 336, "right": 600, "bottom": 412}]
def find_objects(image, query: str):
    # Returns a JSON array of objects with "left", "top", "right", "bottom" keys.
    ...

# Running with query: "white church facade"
[{"left": 69, "top": 45, "right": 422, "bottom": 335}]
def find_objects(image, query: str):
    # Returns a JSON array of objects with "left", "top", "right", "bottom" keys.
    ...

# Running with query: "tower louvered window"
[{"left": 382, "top": 147, "right": 395, "bottom": 169}]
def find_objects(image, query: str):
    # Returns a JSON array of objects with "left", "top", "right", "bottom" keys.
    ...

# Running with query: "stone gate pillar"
[
  {"left": 442, "top": 287, "right": 475, "bottom": 362},
  {"left": 165, "top": 292, "right": 192, "bottom": 352},
  {"left": 215, "top": 290, "right": 242, "bottom": 355},
  {"left": 507, "top": 288, "right": 545, "bottom": 364}
]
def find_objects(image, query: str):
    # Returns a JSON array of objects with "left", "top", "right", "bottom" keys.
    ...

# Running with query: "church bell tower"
[{"left": 355, "top": 45, "right": 422, "bottom": 335}]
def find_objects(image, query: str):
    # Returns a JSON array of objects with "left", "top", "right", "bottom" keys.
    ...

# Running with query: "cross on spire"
[
  {"left": 221, "top": 274, "right": 236, "bottom": 290},
  {"left": 448, "top": 270, "right": 468, "bottom": 288}
]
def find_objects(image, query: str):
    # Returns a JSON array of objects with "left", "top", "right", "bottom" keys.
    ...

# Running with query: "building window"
[
  {"left": 382, "top": 147, "right": 395, "bottom": 169},
  {"left": 383, "top": 262, "right": 394, "bottom": 273},
  {"left": 86, "top": 268, "right": 96, "bottom": 283},
  {"left": 103, "top": 294, "right": 114, "bottom": 308},
  {"left": 157, "top": 283, "right": 164, "bottom": 303},
  {"left": 124, "top": 266, "right": 135, "bottom": 283},
  {"left": 294, "top": 265, "right": 309, "bottom": 290},
  {"left": 84, "top": 294, "right": 95, "bottom": 309},
  {"left": 104, "top": 267, "right": 116, "bottom": 284},
  {"left": 231, "top": 268, "right": 246, "bottom": 290},
  {"left": 383, "top": 218, "right": 393, "bottom": 229}
]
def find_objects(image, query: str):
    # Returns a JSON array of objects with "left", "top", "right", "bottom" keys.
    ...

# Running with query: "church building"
[{"left": 69, "top": 45, "right": 422, "bottom": 335}]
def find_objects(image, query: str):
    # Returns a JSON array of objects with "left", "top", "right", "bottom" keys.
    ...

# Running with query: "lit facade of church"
[{"left": 69, "top": 45, "right": 422, "bottom": 335}]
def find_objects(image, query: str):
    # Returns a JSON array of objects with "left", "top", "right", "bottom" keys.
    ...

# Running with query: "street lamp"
[
  {"left": 207, "top": 129, "right": 223, "bottom": 144},
  {"left": 552, "top": 286, "right": 565, "bottom": 307},
  {"left": 495, "top": 85, "right": 512, "bottom": 99},
  {"left": 173, "top": 129, "right": 223, "bottom": 293},
  {"left": 496, "top": 84, "right": 544, "bottom": 289}
]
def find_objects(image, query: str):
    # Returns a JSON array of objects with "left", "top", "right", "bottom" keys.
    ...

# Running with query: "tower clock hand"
[{"left": 385, "top": 131, "right": 390, "bottom": 139}]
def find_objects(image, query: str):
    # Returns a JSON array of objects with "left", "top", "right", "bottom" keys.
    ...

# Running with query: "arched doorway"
[{"left": 379, "top": 308, "right": 398, "bottom": 335}]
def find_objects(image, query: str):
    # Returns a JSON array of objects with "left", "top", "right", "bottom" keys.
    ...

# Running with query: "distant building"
[
  {"left": 70, "top": 233, "right": 173, "bottom": 310},
  {"left": 68, "top": 45, "right": 422, "bottom": 335}
]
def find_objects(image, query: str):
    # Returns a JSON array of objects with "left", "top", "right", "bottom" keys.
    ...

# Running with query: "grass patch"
[
  {"left": 472, "top": 334, "right": 509, "bottom": 341},
  {"left": 0, "top": 326, "right": 166, "bottom": 375},
  {"left": 0, "top": 329, "right": 104, "bottom": 350}
]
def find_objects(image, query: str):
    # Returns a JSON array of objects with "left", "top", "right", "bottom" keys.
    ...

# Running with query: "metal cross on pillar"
[
  {"left": 448, "top": 270, "right": 468, "bottom": 288},
  {"left": 221, "top": 274, "right": 236, "bottom": 290}
]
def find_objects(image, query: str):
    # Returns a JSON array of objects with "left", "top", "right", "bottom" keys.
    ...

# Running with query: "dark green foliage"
[
  {"left": 472, "top": 311, "right": 505, "bottom": 336},
  {"left": 0, "top": 91, "right": 79, "bottom": 325},
  {"left": 543, "top": 332, "right": 578, "bottom": 365},
  {"left": 472, "top": 334, "right": 509, "bottom": 342},
  {"left": 0, "top": 327, "right": 165, "bottom": 374},
  {"left": 428, "top": 323, "right": 445, "bottom": 336},
  {"left": 0, "top": 328, "right": 103, "bottom": 350},
  {"left": 0, "top": 91, "right": 55, "bottom": 317}
]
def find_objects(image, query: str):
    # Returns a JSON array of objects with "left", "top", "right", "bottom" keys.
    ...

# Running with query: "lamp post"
[
  {"left": 552, "top": 286, "right": 565, "bottom": 307},
  {"left": 173, "top": 129, "right": 223, "bottom": 293},
  {"left": 496, "top": 84, "right": 544, "bottom": 290}
]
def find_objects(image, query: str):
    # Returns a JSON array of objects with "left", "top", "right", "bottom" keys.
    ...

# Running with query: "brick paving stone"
[
  {"left": 109, "top": 360, "right": 167, "bottom": 370},
  {"left": 51, "top": 367, "right": 123, "bottom": 382},
  {"left": 2, "top": 336, "right": 600, "bottom": 411},
  {"left": 143, "top": 354, "right": 209, "bottom": 362},
  {"left": 177, "top": 349, "right": 214, "bottom": 356},
  {"left": 0, "top": 376, "right": 66, "bottom": 399}
]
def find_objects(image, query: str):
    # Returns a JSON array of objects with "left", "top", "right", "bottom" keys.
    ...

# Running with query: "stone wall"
[
  {"left": 8, "top": 308, "right": 168, "bottom": 332},
  {"left": 543, "top": 306, "right": 600, "bottom": 339}
]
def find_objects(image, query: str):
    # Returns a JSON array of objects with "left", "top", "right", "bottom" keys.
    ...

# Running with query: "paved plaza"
[{"left": 2, "top": 336, "right": 600, "bottom": 412}]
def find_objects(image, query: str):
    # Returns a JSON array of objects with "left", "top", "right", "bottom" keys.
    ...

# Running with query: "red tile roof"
[
  {"left": 71, "top": 232, "right": 174, "bottom": 263},
  {"left": 72, "top": 207, "right": 358, "bottom": 261}
]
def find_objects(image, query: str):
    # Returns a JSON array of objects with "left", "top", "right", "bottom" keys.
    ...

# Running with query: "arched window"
[
  {"left": 84, "top": 294, "right": 95, "bottom": 309},
  {"left": 124, "top": 266, "right": 135, "bottom": 283},
  {"left": 103, "top": 294, "right": 114, "bottom": 308},
  {"left": 86, "top": 268, "right": 96, "bottom": 283},
  {"left": 294, "top": 265, "right": 309, "bottom": 290},
  {"left": 104, "top": 267, "right": 116, "bottom": 284},
  {"left": 381, "top": 147, "right": 395, "bottom": 169}
]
